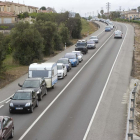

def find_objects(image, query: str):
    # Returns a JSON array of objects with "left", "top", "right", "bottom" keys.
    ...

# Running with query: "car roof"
[
  {"left": 72, "top": 51, "right": 81, "bottom": 53},
  {"left": 90, "top": 36, "right": 97, "bottom": 38},
  {"left": 57, "top": 63, "right": 64, "bottom": 66},
  {"left": 25, "top": 78, "right": 42, "bottom": 81},
  {"left": 87, "top": 40, "right": 95, "bottom": 43},
  {"left": 58, "top": 58, "right": 69, "bottom": 60},
  {"left": 65, "top": 53, "right": 76, "bottom": 55}
]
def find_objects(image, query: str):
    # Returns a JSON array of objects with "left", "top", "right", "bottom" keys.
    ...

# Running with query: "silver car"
[
  {"left": 90, "top": 36, "right": 99, "bottom": 43},
  {"left": 72, "top": 51, "right": 83, "bottom": 62},
  {"left": 114, "top": 30, "right": 123, "bottom": 38}
]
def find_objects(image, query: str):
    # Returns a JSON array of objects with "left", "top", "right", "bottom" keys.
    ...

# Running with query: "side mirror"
[
  {"left": 18, "top": 83, "right": 22, "bottom": 87},
  {"left": 10, "top": 97, "right": 13, "bottom": 100},
  {"left": 75, "top": 44, "right": 77, "bottom": 47}
]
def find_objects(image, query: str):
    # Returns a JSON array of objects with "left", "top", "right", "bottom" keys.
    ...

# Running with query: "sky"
[{"left": 9, "top": 0, "right": 140, "bottom": 16}]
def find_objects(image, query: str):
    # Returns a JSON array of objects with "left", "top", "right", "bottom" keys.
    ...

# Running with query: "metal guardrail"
[{"left": 125, "top": 84, "right": 137, "bottom": 140}]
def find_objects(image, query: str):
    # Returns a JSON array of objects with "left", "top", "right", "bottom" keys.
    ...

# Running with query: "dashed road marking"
[
  {"left": 0, "top": 105, "right": 4, "bottom": 108},
  {"left": 122, "top": 93, "right": 128, "bottom": 104},
  {"left": 5, "top": 99, "right": 11, "bottom": 103}
]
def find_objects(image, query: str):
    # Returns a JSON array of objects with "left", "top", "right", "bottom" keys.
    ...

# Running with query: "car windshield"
[
  {"left": 90, "top": 36, "right": 97, "bottom": 39},
  {"left": 22, "top": 80, "right": 40, "bottom": 88},
  {"left": 87, "top": 41, "right": 94, "bottom": 44},
  {"left": 57, "top": 59, "right": 68, "bottom": 64},
  {"left": 76, "top": 42, "right": 86, "bottom": 47},
  {"left": 105, "top": 27, "right": 110, "bottom": 29},
  {"left": 57, "top": 65, "right": 63, "bottom": 70},
  {"left": 65, "top": 54, "right": 76, "bottom": 59},
  {"left": 13, "top": 92, "right": 31, "bottom": 100}
]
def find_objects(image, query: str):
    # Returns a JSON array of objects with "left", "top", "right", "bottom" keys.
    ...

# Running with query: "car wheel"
[
  {"left": 67, "top": 68, "right": 69, "bottom": 72},
  {"left": 52, "top": 85, "right": 54, "bottom": 89},
  {"left": 36, "top": 100, "right": 39, "bottom": 107},
  {"left": 39, "top": 94, "right": 42, "bottom": 101},
  {"left": 9, "top": 109, "right": 13, "bottom": 114},
  {"left": 30, "top": 106, "right": 34, "bottom": 113},
  {"left": 44, "top": 89, "right": 47, "bottom": 95},
  {"left": 62, "top": 74, "right": 64, "bottom": 79},
  {"left": 10, "top": 128, "right": 14, "bottom": 138}
]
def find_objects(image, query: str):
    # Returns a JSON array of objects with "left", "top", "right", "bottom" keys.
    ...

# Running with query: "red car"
[{"left": 0, "top": 116, "right": 14, "bottom": 140}]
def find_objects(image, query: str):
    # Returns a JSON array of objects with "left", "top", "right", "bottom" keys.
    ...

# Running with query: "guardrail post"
[
  {"left": 128, "top": 133, "right": 133, "bottom": 140},
  {"left": 130, "top": 108, "right": 134, "bottom": 118},
  {"left": 129, "top": 119, "right": 134, "bottom": 130},
  {"left": 131, "top": 99, "right": 135, "bottom": 108}
]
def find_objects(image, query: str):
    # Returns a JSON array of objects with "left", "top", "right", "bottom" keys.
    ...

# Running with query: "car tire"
[
  {"left": 44, "top": 89, "right": 47, "bottom": 95},
  {"left": 9, "top": 128, "right": 14, "bottom": 138},
  {"left": 62, "top": 74, "right": 64, "bottom": 79},
  {"left": 67, "top": 68, "right": 69, "bottom": 72},
  {"left": 36, "top": 100, "right": 39, "bottom": 107},
  {"left": 39, "top": 94, "right": 42, "bottom": 101},
  {"left": 52, "top": 85, "right": 54, "bottom": 89},
  {"left": 30, "top": 106, "right": 34, "bottom": 113},
  {"left": 9, "top": 109, "right": 13, "bottom": 114}
]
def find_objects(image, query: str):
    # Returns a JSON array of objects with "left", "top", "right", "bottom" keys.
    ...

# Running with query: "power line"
[{"left": 106, "top": 2, "right": 111, "bottom": 13}]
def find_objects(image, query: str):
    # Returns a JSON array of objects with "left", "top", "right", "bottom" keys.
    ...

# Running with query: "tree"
[
  {"left": 10, "top": 22, "right": 44, "bottom": 65},
  {"left": 34, "top": 20, "right": 57, "bottom": 56},
  {"left": 100, "top": 10, "right": 104, "bottom": 16},
  {"left": 40, "top": 6, "right": 47, "bottom": 10},
  {"left": 0, "top": 33, "right": 7, "bottom": 75},
  {"left": 98, "top": 13, "right": 101, "bottom": 18}
]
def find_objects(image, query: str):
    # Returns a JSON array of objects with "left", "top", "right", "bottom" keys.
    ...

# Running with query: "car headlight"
[
  {"left": 25, "top": 102, "right": 31, "bottom": 107},
  {"left": 37, "top": 90, "right": 41, "bottom": 94},
  {"left": 10, "top": 103, "right": 14, "bottom": 107}
]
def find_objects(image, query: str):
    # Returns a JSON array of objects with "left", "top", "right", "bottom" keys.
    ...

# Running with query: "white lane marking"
[
  {"left": 19, "top": 26, "right": 116, "bottom": 140},
  {"left": 0, "top": 94, "right": 14, "bottom": 104},
  {"left": 0, "top": 105, "right": 4, "bottom": 108},
  {"left": 83, "top": 24, "right": 128, "bottom": 140},
  {"left": 121, "top": 93, "right": 128, "bottom": 104},
  {"left": 0, "top": 23, "right": 105, "bottom": 105},
  {"left": 5, "top": 99, "right": 11, "bottom": 104}
]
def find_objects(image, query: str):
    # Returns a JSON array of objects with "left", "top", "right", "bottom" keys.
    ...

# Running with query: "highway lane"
[{"left": 0, "top": 22, "right": 126, "bottom": 140}]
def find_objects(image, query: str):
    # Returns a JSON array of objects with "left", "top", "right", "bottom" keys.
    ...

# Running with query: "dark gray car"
[
  {"left": 9, "top": 89, "right": 38, "bottom": 113},
  {"left": 18, "top": 78, "right": 47, "bottom": 101}
]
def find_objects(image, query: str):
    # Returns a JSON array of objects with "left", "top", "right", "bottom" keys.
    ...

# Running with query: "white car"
[
  {"left": 57, "top": 63, "right": 67, "bottom": 79},
  {"left": 114, "top": 30, "right": 123, "bottom": 38},
  {"left": 90, "top": 36, "right": 99, "bottom": 43},
  {"left": 108, "top": 24, "right": 113, "bottom": 30},
  {"left": 72, "top": 51, "right": 83, "bottom": 62}
]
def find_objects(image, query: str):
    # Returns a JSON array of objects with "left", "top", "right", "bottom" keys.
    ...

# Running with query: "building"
[
  {"left": 0, "top": 1, "right": 38, "bottom": 24},
  {"left": 38, "top": 7, "right": 57, "bottom": 13},
  {"left": 121, "top": 9, "right": 140, "bottom": 19}
]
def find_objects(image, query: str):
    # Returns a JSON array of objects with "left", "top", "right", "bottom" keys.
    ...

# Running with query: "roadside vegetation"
[{"left": 0, "top": 12, "right": 97, "bottom": 88}]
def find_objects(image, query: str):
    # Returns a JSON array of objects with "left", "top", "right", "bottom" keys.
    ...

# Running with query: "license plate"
[{"left": 16, "top": 107, "right": 23, "bottom": 110}]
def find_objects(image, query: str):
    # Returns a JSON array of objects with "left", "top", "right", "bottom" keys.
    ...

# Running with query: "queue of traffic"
[{"left": 0, "top": 19, "right": 121, "bottom": 140}]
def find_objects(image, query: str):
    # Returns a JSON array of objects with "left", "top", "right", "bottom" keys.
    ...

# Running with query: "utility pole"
[
  {"left": 106, "top": 2, "right": 111, "bottom": 14},
  {"left": 119, "top": 6, "right": 121, "bottom": 11}
]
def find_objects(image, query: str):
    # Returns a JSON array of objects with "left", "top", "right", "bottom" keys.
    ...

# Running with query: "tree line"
[{"left": 0, "top": 12, "right": 82, "bottom": 75}]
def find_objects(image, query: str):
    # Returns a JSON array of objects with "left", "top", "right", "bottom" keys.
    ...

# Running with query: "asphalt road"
[{"left": 0, "top": 21, "right": 133, "bottom": 140}]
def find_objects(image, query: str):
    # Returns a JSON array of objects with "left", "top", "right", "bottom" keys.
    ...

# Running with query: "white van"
[{"left": 29, "top": 63, "right": 58, "bottom": 89}]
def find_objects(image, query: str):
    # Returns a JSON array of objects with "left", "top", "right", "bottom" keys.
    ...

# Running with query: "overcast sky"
[{"left": 11, "top": 0, "right": 140, "bottom": 16}]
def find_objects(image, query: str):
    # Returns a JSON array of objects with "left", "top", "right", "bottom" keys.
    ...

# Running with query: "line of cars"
[
  {"left": 99, "top": 18, "right": 123, "bottom": 38},
  {"left": 0, "top": 30, "right": 99, "bottom": 140}
]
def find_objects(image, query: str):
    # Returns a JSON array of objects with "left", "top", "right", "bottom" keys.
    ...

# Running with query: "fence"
[{"left": 125, "top": 83, "right": 137, "bottom": 140}]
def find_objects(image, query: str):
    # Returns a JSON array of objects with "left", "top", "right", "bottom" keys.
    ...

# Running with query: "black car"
[
  {"left": 75, "top": 40, "right": 88, "bottom": 54},
  {"left": 18, "top": 78, "right": 47, "bottom": 101},
  {"left": 57, "top": 58, "right": 71, "bottom": 72},
  {"left": 9, "top": 89, "right": 38, "bottom": 113}
]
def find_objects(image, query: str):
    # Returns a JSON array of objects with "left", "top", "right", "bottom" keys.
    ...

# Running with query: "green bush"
[{"left": 10, "top": 22, "right": 44, "bottom": 65}]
